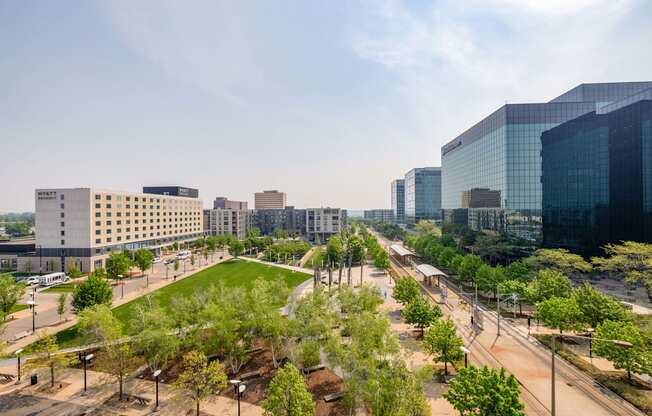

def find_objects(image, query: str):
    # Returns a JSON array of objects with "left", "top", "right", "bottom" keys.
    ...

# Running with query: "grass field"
[
  {"left": 9, "top": 304, "right": 28, "bottom": 314},
  {"left": 47, "top": 259, "right": 310, "bottom": 349},
  {"left": 43, "top": 283, "right": 80, "bottom": 293}
]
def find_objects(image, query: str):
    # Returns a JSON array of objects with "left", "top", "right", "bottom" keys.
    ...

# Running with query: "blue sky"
[{"left": 2, "top": 0, "right": 651, "bottom": 212}]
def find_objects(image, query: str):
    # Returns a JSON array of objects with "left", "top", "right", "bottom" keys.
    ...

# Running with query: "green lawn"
[
  {"left": 47, "top": 259, "right": 310, "bottom": 349},
  {"left": 9, "top": 304, "right": 28, "bottom": 313},
  {"left": 43, "top": 283, "right": 80, "bottom": 293}
]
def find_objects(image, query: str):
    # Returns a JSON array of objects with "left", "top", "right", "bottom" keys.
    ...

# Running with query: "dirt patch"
[
  {"left": 102, "top": 392, "right": 151, "bottom": 410},
  {"left": 34, "top": 381, "right": 71, "bottom": 394},
  {"left": 308, "top": 368, "right": 347, "bottom": 416}
]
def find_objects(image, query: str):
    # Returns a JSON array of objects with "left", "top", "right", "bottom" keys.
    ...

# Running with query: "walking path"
[{"left": 2, "top": 250, "right": 231, "bottom": 353}]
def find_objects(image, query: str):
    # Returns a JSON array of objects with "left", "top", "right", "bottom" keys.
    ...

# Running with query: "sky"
[{"left": 2, "top": 0, "right": 652, "bottom": 212}]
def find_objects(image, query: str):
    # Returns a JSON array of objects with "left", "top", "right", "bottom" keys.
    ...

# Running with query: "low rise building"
[
  {"left": 363, "top": 209, "right": 395, "bottom": 222},
  {"left": 213, "top": 197, "right": 248, "bottom": 210},
  {"left": 204, "top": 208, "right": 254, "bottom": 240},
  {"left": 254, "top": 207, "right": 306, "bottom": 236},
  {"left": 306, "top": 208, "right": 347, "bottom": 242}
]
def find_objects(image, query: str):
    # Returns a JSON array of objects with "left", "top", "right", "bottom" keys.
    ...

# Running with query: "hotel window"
[
  {"left": 95, "top": 221, "right": 101, "bottom": 226},
  {"left": 60, "top": 221, "right": 65, "bottom": 227},
  {"left": 61, "top": 212, "right": 65, "bottom": 218},
  {"left": 95, "top": 203, "right": 101, "bottom": 209},
  {"left": 96, "top": 238, "right": 101, "bottom": 244},
  {"left": 106, "top": 204, "right": 112, "bottom": 209},
  {"left": 106, "top": 229, "right": 112, "bottom": 234},
  {"left": 95, "top": 230, "right": 101, "bottom": 235},
  {"left": 95, "top": 212, "right": 101, "bottom": 218},
  {"left": 60, "top": 230, "right": 65, "bottom": 236},
  {"left": 106, "top": 195, "right": 112, "bottom": 200},
  {"left": 60, "top": 194, "right": 65, "bottom": 200},
  {"left": 126, "top": 235, "right": 131, "bottom": 240},
  {"left": 126, "top": 196, "right": 131, "bottom": 202},
  {"left": 95, "top": 194, "right": 101, "bottom": 200},
  {"left": 117, "top": 236, "right": 122, "bottom": 241},
  {"left": 107, "top": 212, "right": 112, "bottom": 217},
  {"left": 60, "top": 203, "right": 65, "bottom": 209},
  {"left": 106, "top": 220, "right": 112, "bottom": 226},
  {"left": 117, "top": 212, "right": 121, "bottom": 217},
  {"left": 107, "top": 237, "right": 112, "bottom": 243}
]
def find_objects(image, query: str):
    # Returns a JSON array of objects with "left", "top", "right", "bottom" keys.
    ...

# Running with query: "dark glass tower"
[
  {"left": 405, "top": 167, "right": 441, "bottom": 224},
  {"left": 542, "top": 88, "right": 652, "bottom": 254},
  {"left": 391, "top": 179, "right": 405, "bottom": 223}
]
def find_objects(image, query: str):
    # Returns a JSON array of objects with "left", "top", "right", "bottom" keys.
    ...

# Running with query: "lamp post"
[
  {"left": 587, "top": 328, "right": 595, "bottom": 362},
  {"left": 82, "top": 353, "right": 94, "bottom": 395},
  {"left": 496, "top": 287, "right": 501, "bottom": 336},
  {"left": 460, "top": 346, "right": 470, "bottom": 368},
  {"left": 15, "top": 349, "right": 23, "bottom": 383},
  {"left": 26, "top": 300, "right": 37, "bottom": 333},
  {"left": 229, "top": 379, "right": 246, "bottom": 416},
  {"left": 38, "top": 245, "right": 42, "bottom": 276},
  {"left": 549, "top": 333, "right": 632, "bottom": 416},
  {"left": 153, "top": 369, "right": 162, "bottom": 411},
  {"left": 118, "top": 275, "right": 124, "bottom": 299},
  {"left": 165, "top": 263, "right": 169, "bottom": 280}
]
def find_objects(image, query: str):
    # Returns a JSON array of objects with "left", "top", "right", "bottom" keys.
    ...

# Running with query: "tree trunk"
[
  {"left": 628, "top": 369, "right": 632, "bottom": 384},
  {"left": 196, "top": 400, "right": 200, "bottom": 416},
  {"left": 119, "top": 375, "right": 123, "bottom": 401},
  {"left": 50, "top": 363, "right": 55, "bottom": 387}
]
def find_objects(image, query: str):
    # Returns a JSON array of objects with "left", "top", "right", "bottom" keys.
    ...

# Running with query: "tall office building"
[
  {"left": 404, "top": 167, "right": 441, "bottom": 224},
  {"left": 542, "top": 85, "right": 652, "bottom": 254},
  {"left": 21, "top": 188, "right": 203, "bottom": 273},
  {"left": 255, "top": 190, "right": 287, "bottom": 209},
  {"left": 441, "top": 82, "right": 652, "bottom": 242},
  {"left": 391, "top": 179, "right": 405, "bottom": 223},
  {"left": 213, "top": 197, "right": 248, "bottom": 210}
]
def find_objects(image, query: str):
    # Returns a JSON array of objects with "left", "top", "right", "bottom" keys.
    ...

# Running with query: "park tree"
[
  {"left": 423, "top": 319, "right": 464, "bottom": 376},
  {"left": 472, "top": 234, "right": 514, "bottom": 265},
  {"left": 415, "top": 220, "right": 441, "bottom": 236},
  {"left": 535, "top": 297, "right": 584, "bottom": 334},
  {"left": 173, "top": 259, "right": 180, "bottom": 274},
  {"left": 475, "top": 264, "right": 505, "bottom": 300},
  {"left": 133, "top": 249, "right": 154, "bottom": 276},
  {"left": 248, "top": 279, "right": 291, "bottom": 367},
  {"left": 263, "top": 363, "right": 315, "bottom": 416},
  {"left": 71, "top": 272, "right": 112, "bottom": 312},
  {"left": 529, "top": 269, "right": 573, "bottom": 301},
  {"left": 448, "top": 254, "right": 465, "bottom": 275},
  {"left": 505, "top": 261, "right": 530, "bottom": 281},
  {"left": 402, "top": 297, "right": 442, "bottom": 336},
  {"left": 78, "top": 304, "right": 135, "bottom": 400},
  {"left": 346, "top": 234, "right": 365, "bottom": 264},
  {"left": 326, "top": 235, "right": 344, "bottom": 267},
  {"left": 0, "top": 274, "right": 26, "bottom": 320},
  {"left": 57, "top": 293, "right": 68, "bottom": 322},
  {"left": 338, "top": 284, "right": 383, "bottom": 316},
  {"left": 364, "top": 359, "right": 431, "bottom": 416},
  {"left": 458, "top": 255, "right": 483, "bottom": 285},
  {"left": 66, "top": 260, "right": 83, "bottom": 279},
  {"left": 299, "top": 339, "right": 321, "bottom": 369},
  {"left": 228, "top": 239, "right": 244, "bottom": 258},
  {"left": 190, "top": 253, "right": 196, "bottom": 267},
  {"left": 131, "top": 298, "right": 180, "bottom": 374},
  {"left": 174, "top": 350, "right": 228, "bottom": 416},
  {"left": 393, "top": 277, "right": 420, "bottom": 306},
  {"left": 592, "top": 241, "right": 652, "bottom": 300},
  {"left": 373, "top": 249, "right": 391, "bottom": 273},
  {"left": 594, "top": 320, "right": 652, "bottom": 383},
  {"left": 437, "top": 247, "right": 457, "bottom": 268},
  {"left": 499, "top": 279, "right": 531, "bottom": 313},
  {"left": 25, "top": 332, "right": 72, "bottom": 388},
  {"left": 445, "top": 366, "right": 524, "bottom": 416},
  {"left": 572, "top": 283, "right": 631, "bottom": 327},
  {"left": 526, "top": 248, "right": 591, "bottom": 275},
  {"left": 105, "top": 252, "right": 132, "bottom": 280}
]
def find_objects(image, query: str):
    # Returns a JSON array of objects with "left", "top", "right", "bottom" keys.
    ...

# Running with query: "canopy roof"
[
  {"left": 416, "top": 263, "right": 447, "bottom": 278},
  {"left": 390, "top": 244, "right": 414, "bottom": 257}
]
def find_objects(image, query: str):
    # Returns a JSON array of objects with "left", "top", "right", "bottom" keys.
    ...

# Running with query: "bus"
[{"left": 38, "top": 272, "right": 69, "bottom": 287}]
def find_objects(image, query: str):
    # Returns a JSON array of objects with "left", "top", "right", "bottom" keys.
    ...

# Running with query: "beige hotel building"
[
  {"left": 18, "top": 188, "right": 203, "bottom": 274},
  {"left": 254, "top": 190, "right": 287, "bottom": 209}
]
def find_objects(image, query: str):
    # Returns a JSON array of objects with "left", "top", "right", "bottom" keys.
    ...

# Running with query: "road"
[{"left": 374, "top": 232, "right": 643, "bottom": 416}]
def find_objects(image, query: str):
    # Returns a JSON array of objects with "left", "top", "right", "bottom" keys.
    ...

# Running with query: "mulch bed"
[
  {"left": 34, "top": 381, "right": 71, "bottom": 394},
  {"left": 101, "top": 392, "right": 150, "bottom": 410}
]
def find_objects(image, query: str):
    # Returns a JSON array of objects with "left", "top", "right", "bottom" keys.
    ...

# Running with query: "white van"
[
  {"left": 38, "top": 272, "right": 69, "bottom": 287},
  {"left": 176, "top": 250, "right": 191, "bottom": 260}
]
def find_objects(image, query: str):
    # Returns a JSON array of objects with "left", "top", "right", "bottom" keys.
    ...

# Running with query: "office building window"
[
  {"left": 60, "top": 221, "right": 64, "bottom": 227},
  {"left": 60, "top": 194, "right": 64, "bottom": 200},
  {"left": 61, "top": 212, "right": 65, "bottom": 218},
  {"left": 61, "top": 239, "right": 65, "bottom": 245},
  {"left": 60, "top": 230, "right": 65, "bottom": 236},
  {"left": 60, "top": 203, "right": 64, "bottom": 209}
]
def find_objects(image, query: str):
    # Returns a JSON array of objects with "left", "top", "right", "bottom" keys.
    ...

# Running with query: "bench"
[
  {"left": 14, "top": 331, "right": 30, "bottom": 341},
  {"left": 133, "top": 395, "right": 151, "bottom": 406},
  {"left": 302, "top": 364, "right": 325, "bottom": 374},
  {"left": 0, "top": 373, "right": 15, "bottom": 383},
  {"left": 323, "top": 392, "right": 344, "bottom": 402},
  {"left": 245, "top": 346, "right": 263, "bottom": 354},
  {"left": 239, "top": 370, "right": 262, "bottom": 380}
]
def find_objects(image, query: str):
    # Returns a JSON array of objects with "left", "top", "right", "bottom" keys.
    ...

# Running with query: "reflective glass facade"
[
  {"left": 405, "top": 167, "right": 441, "bottom": 224},
  {"left": 542, "top": 91, "right": 652, "bottom": 254},
  {"left": 391, "top": 179, "right": 405, "bottom": 223},
  {"left": 441, "top": 82, "right": 652, "bottom": 243}
]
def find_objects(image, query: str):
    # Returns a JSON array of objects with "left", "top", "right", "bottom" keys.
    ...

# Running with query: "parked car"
[
  {"left": 153, "top": 257, "right": 162, "bottom": 264},
  {"left": 164, "top": 258, "right": 175, "bottom": 265},
  {"left": 24, "top": 276, "right": 40, "bottom": 285}
]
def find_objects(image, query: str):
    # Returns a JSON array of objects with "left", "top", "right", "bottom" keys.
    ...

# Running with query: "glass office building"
[
  {"left": 441, "top": 82, "right": 652, "bottom": 243},
  {"left": 542, "top": 88, "right": 652, "bottom": 254},
  {"left": 391, "top": 179, "right": 405, "bottom": 224},
  {"left": 405, "top": 167, "right": 441, "bottom": 224}
]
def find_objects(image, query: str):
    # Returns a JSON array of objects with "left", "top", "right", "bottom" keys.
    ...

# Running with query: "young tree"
[
  {"left": 105, "top": 252, "right": 132, "bottom": 280},
  {"left": 57, "top": 293, "right": 68, "bottom": 322},
  {"left": 190, "top": 253, "right": 196, "bottom": 268},
  {"left": 535, "top": 297, "right": 584, "bottom": 334},
  {"left": 373, "top": 249, "right": 391, "bottom": 274},
  {"left": 133, "top": 249, "right": 154, "bottom": 276},
  {"left": 364, "top": 359, "right": 431, "bottom": 416},
  {"left": 594, "top": 320, "right": 652, "bottom": 383},
  {"left": 403, "top": 297, "right": 442, "bottom": 336},
  {"left": 529, "top": 269, "right": 573, "bottom": 302},
  {"left": 25, "top": 332, "right": 72, "bottom": 388},
  {"left": 572, "top": 283, "right": 631, "bottom": 327},
  {"left": 67, "top": 261, "right": 83, "bottom": 279},
  {"left": 592, "top": 241, "right": 652, "bottom": 299},
  {"left": 299, "top": 339, "right": 321, "bottom": 369},
  {"left": 326, "top": 235, "right": 344, "bottom": 267},
  {"left": 263, "top": 363, "right": 315, "bottom": 416},
  {"left": 173, "top": 350, "right": 228, "bottom": 416},
  {"left": 0, "top": 274, "right": 26, "bottom": 320},
  {"left": 78, "top": 305, "right": 135, "bottom": 400},
  {"left": 445, "top": 366, "right": 524, "bottom": 416},
  {"left": 458, "top": 255, "right": 483, "bottom": 285},
  {"left": 448, "top": 254, "right": 465, "bottom": 275},
  {"left": 71, "top": 272, "right": 113, "bottom": 313},
  {"left": 415, "top": 220, "right": 441, "bottom": 236},
  {"left": 423, "top": 319, "right": 464, "bottom": 376},
  {"left": 505, "top": 261, "right": 530, "bottom": 281},
  {"left": 131, "top": 299, "right": 180, "bottom": 374},
  {"left": 526, "top": 248, "right": 591, "bottom": 275},
  {"left": 393, "top": 277, "right": 421, "bottom": 306},
  {"left": 228, "top": 240, "right": 245, "bottom": 258},
  {"left": 173, "top": 259, "right": 180, "bottom": 274}
]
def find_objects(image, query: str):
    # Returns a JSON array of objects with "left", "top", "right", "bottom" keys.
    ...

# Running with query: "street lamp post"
[
  {"left": 153, "top": 369, "right": 162, "bottom": 411},
  {"left": 229, "top": 379, "right": 246, "bottom": 416},
  {"left": 550, "top": 333, "right": 632, "bottom": 416},
  {"left": 165, "top": 264, "right": 169, "bottom": 280},
  {"left": 118, "top": 275, "right": 124, "bottom": 299},
  {"left": 15, "top": 349, "right": 23, "bottom": 383},
  {"left": 587, "top": 328, "right": 595, "bottom": 362},
  {"left": 460, "top": 346, "right": 470, "bottom": 368},
  {"left": 26, "top": 300, "right": 37, "bottom": 333},
  {"left": 82, "top": 353, "right": 94, "bottom": 395},
  {"left": 38, "top": 245, "right": 42, "bottom": 276},
  {"left": 496, "top": 287, "right": 501, "bottom": 336}
]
